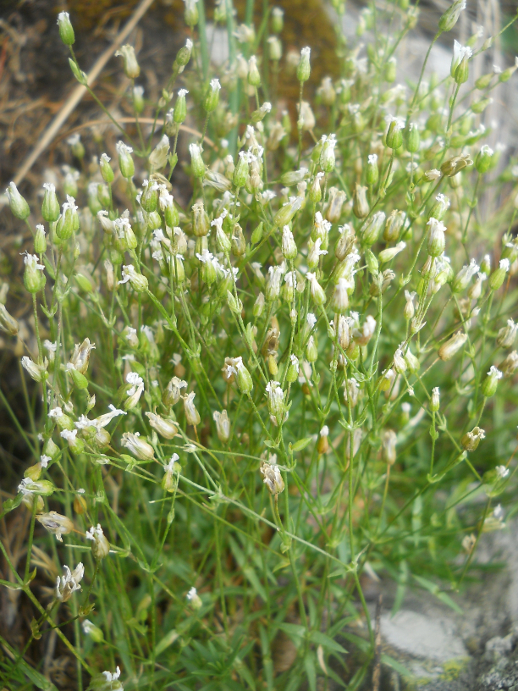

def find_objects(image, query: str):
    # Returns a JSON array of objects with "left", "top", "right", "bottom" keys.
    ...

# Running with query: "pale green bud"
[
  {"left": 297, "top": 47, "right": 311, "bottom": 83},
  {"left": 57, "top": 11, "right": 75, "bottom": 45},
  {"left": 42, "top": 183, "right": 60, "bottom": 222},
  {"left": 6, "top": 182, "right": 30, "bottom": 220},
  {"left": 116, "top": 141, "right": 135, "bottom": 179}
]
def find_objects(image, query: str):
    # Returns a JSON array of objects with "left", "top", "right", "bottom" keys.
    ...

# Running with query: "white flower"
[
  {"left": 487, "top": 365, "right": 503, "bottom": 379},
  {"left": 126, "top": 371, "right": 144, "bottom": 396},
  {"left": 22, "top": 252, "right": 45, "bottom": 271},
  {"left": 496, "top": 465, "right": 509, "bottom": 479},
  {"left": 116, "top": 141, "right": 133, "bottom": 156},
  {"left": 164, "top": 453, "right": 180, "bottom": 473},
  {"left": 49, "top": 407, "right": 63, "bottom": 419},
  {"left": 56, "top": 563, "right": 84, "bottom": 602}
]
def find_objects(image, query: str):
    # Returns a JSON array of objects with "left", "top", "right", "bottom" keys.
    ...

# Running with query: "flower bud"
[
  {"left": 382, "top": 429, "right": 397, "bottom": 464},
  {"left": 235, "top": 357, "right": 253, "bottom": 394},
  {"left": 496, "top": 319, "right": 517, "bottom": 349},
  {"left": 118, "top": 265, "right": 148, "bottom": 292},
  {"left": 402, "top": 124, "right": 419, "bottom": 156},
  {"left": 0, "top": 303, "right": 18, "bottom": 336},
  {"left": 441, "top": 153, "right": 473, "bottom": 178},
  {"left": 366, "top": 154, "right": 379, "bottom": 185},
  {"left": 475, "top": 145, "right": 494, "bottom": 174},
  {"left": 352, "top": 184, "right": 369, "bottom": 219},
  {"left": 61, "top": 429, "right": 85, "bottom": 454},
  {"left": 115, "top": 45, "right": 140, "bottom": 79},
  {"left": 176, "top": 38, "right": 193, "bottom": 69},
  {"left": 439, "top": 0, "right": 466, "bottom": 32},
  {"left": 431, "top": 387, "right": 440, "bottom": 412},
  {"left": 41, "top": 182, "right": 60, "bottom": 223},
  {"left": 482, "top": 366, "right": 503, "bottom": 397},
  {"left": 268, "top": 36, "right": 282, "bottom": 61},
  {"left": 82, "top": 620, "right": 104, "bottom": 643},
  {"left": 385, "top": 116, "right": 404, "bottom": 149},
  {"left": 186, "top": 587, "right": 202, "bottom": 609},
  {"left": 360, "top": 211, "right": 385, "bottom": 247},
  {"left": 273, "top": 196, "right": 302, "bottom": 228},
  {"left": 297, "top": 47, "right": 311, "bottom": 83},
  {"left": 260, "top": 457, "right": 285, "bottom": 494},
  {"left": 213, "top": 410, "right": 231, "bottom": 443},
  {"left": 204, "top": 79, "right": 221, "bottom": 113},
  {"left": 141, "top": 180, "right": 159, "bottom": 212},
  {"left": 57, "top": 11, "right": 75, "bottom": 45},
  {"left": 116, "top": 141, "right": 134, "bottom": 179},
  {"left": 22, "top": 252, "right": 46, "bottom": 293},
  {"left": 500, "top": 351, "right": 518, "bottom": 377},
  {"left": 189, "top": 143, "right": 205, "bottom": 179},
  {"left": 253, "top": 291, "right": 265, "bottom": 318},
  {"left": 426, "top": 217, "right": 446, "bottom": 257},
  {"left": 86, "top": 524, "right": 110, "bottom": 560},
  {"left": 6, "top": 182, "right": 30, "bottom": 220},
  {"left": 271, "top": 7, "right": 284, "bottom": 33},
  {"left": 281, "top": 225, "right": 297, "bottom": 260},
  {"left": 320, "top": 135, "right": 337, "bottom": 173},
  {"left": 173, "top": 89, "right": 188, "bottom": 124},
  {"left": 489, "top": 259, "right": 510, "bottom": 291},
  {"left": 438, "top": 330, "right": 467, "bottom": 360},
  {"left": 145, "top": 412, "right": 178, "bottom": 439},
  {"left": 450, "top": 40, "right": 471, "bottom": 84},
  {"left": 248, "top": 56, "right": 261, "bottom": 87}
]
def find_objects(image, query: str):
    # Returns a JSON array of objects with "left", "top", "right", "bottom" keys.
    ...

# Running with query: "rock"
[{"left": 381, "top": 610, "right": 467, "bottom": 663}]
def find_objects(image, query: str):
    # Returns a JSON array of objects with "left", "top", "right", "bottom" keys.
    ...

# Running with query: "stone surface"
[{"left": 381, "top": 610, "right": 467, "bottom": 663}]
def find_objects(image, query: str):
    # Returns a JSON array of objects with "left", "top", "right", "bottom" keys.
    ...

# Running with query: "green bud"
[
  {"left": 32, "top": 225, "right": 47, "bottom": 254},
  {"left": 6, "top": 182, "right": 30, "bottom": 220},
  {"left": 365, "top": 249, "right": 379, "bottom": 275},
  {"left": 361, "top": 212, "right": 385, "bottom": 247},
  {"left": 22, "top": 253, "right": 46, "bottom": 293},
  {"left": 271, "top": 7, "right": 284, "bottom": 33},
  {"left": 235, "top": 358, "right": 253, "bottom": 394},
  {"left": 472, "top": 96, "right": 493, "bottom": 114},
  {"left": 248, "top": 56, "right": 261, "bottom": 87},
  {"left": 184, "top": 0, "right": 199, "bottom": 27},
  {"left": 438, "top": 0, "right": 466, "bottom": 33},
  {"left": 233, "top": 151, "right": 250, "bottom": 188},
  {"left": 42, "top": 183, "right": 60, "bottom": 222},
  {"left": 385, "top": 117, "right": 404, "bottom": 149},
  {"left": 475, "top": 145, "right": 494, "bottom": 174},
  {"left": 99, "top": 153, "right": 114, "bottom": 183},
  {"left": 133, "top": 85, "right": 145, "bottom": 113},
  {"left": 385, "top": 57, "right": 397, "bottom": 83},
  {"left": 297, "top": 47, "right": 311, "bottom": 83},
  {"left": 481, "top": 366, "right": 503, "bottom": 397},
  {"left": 68, "top": 58, "right": 87, "bottom": 85},
  {"left": 251, "top": 222, "right": 263, "bottom": 244},
  {"left": 204, "top": 79, "right": 221, "bottom": 113},
  {"left": 57, "top": 12, "right": 75, "bottom": 45},
  {"left": 175, "top": 38, "right": 193, "bottom": 68},
  {"left": 406, "top": 123, "right": 420, "bottom": 153},
  {"left": 141, "top": 180, "right": 159, "bottom": 212},
  {"left": 174, "top": 89, "right": 188, "bottom": 123},
  {"left": 116, "top": 141, "right": 135, "bottom": 179},
  {"left": 489, "top": 259, "right": 510, "bottom": 291},
  {"left": 366, "top": 154, "right": 379, "bottom": 185},
  {"left": 189, "top": 143, "right": 205, "bottom": 178}
]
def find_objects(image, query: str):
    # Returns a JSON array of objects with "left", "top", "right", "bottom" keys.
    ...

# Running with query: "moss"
[{"left": 440, "top": 658, "right": 471, "bottom": 681}]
